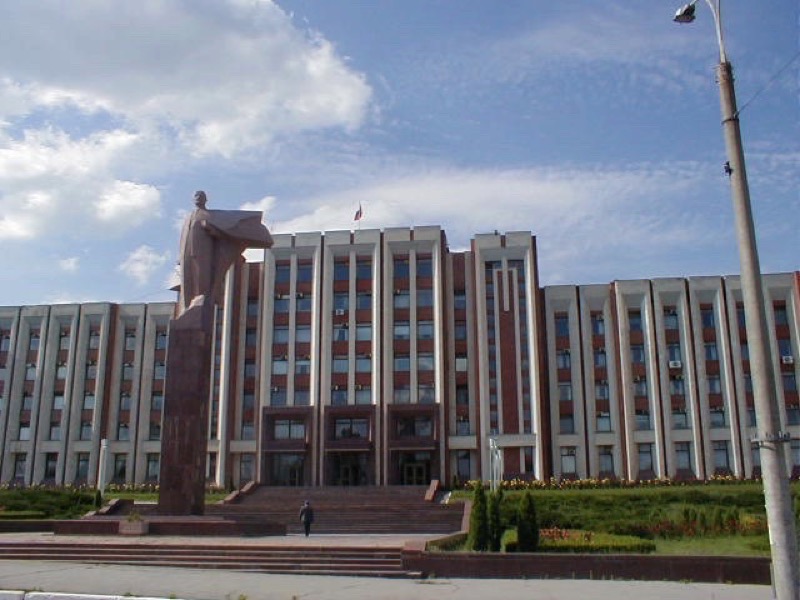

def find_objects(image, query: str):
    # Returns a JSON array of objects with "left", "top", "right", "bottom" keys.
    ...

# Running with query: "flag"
[{"left": 354, "top": 203, "right": 363, "bottom": 221}]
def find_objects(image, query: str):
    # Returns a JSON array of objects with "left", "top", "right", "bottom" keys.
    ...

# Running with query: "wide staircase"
[
  {"left": 0, "top": 541, "right": 407, "bottom": 576},
  {"left": 207, "top": 484, "right": 465, "bottom": 535}
]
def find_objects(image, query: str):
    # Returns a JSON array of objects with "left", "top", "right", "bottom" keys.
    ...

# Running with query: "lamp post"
[{"left": 674, "top": 2, "right": 799, "bottom": 598}]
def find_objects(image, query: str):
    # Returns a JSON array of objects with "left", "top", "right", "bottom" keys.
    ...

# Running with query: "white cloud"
[
  {"left": 58, "top": 257, "right": 79, "bottom": 272},
  {"left": 94, "top": 181, "right": 162, "bottom": 225},
  {"left": 118, "top": 245, "right": 170, "bottom": 286}
]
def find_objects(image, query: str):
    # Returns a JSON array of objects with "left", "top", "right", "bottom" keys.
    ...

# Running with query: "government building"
[{"left": 0, "top": 228, "right": 798, "bottom": 489}]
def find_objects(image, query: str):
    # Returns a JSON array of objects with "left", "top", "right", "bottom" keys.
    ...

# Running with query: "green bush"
[
  {"left": 467, "top": 484, "right": 489, "bottom": 551},
  {"left": 0, "top": 487, "right": 95, "bottom": 519},
  {"left": 488, "top": 489, "right": 504, "bottom": 552},
  {"left": 516, "top": 490, "right": 539, "bottom": 552}
]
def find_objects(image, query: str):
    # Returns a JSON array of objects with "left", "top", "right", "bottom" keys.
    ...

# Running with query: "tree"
[
  {"left": 488, "top": 488, "right": 504, "bottom": 552},
  {"left": 516, "top": 490, "right": 539, "bottom": 552},
  {"left": 468, "top": 483, "right": 489, "bottom": 551}
]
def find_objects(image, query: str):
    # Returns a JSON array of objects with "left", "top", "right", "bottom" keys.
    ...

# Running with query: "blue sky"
[{"left": 0, "top": 0, "right": 797, "bottom": 306}]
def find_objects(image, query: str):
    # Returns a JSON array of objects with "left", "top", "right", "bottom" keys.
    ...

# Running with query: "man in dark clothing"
[{"left": 299, "top": 500, "right": 314, "bottom": 537}]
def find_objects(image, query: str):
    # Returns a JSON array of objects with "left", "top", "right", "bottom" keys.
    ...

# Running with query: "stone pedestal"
[{"left": 157, "top": 322, "right": 212, "bottom": 515}]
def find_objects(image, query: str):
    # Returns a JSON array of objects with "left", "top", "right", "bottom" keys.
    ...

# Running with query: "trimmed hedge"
[{"left": 503, "top": 528, "right": 656, "bottom": 554}]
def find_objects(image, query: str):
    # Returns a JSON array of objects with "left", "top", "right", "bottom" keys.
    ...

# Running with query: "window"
[
  {"left": 295, "top": 358, "right": 311, "bottom": 375},
  {"left": 675, "top": 442, "right": 692, "bottom": 470},
  {"left": 241, "top": 423, "right": 255, "bottom": 440},
  {"left": 297, "top": 263, "right": 313, "bottom": 282},
  {"left": 454, "top": 322, "right": 467, "bottom": 341},
  {"left": 270, "top": 387, "right": 287, "bottom": 406},
  {"left": 18, "top": 422, "right": 31, "bottom": 441},
  {"left": 774, "top": 305, "right": 789, "bottom": 326},
  {"left": 273, "top": 419, "right": 306, "bottom": 440},
  {"left": 417, "top": 257, "right": 433, "bottom": 278},
  {"left": 151, "top": 394, "right": 163, "bottom": 411},
  {"left": 394, "top": 355, "right": 410, "bottom": 372},
  {"left": 393, "top": 290, "right": 410, "bottom": 310},
  {"left": 154, "top": 362, "right": 166, "bottom": 380},
  {"left": 240, "top": 454, "right": 255, "bottom": 483},
  {"left": 783, "top": 373, "right": 798, "bottom": 393},
  {"left": 59, "top": 331, "right": 70, "bottom": 350},
  {"left": 331, "top": 387, "right": 348, "bottom": 405},
  {"left": 56, "top": 363, "right": 68, "bottom": 379},
  {"left": 455, "top": 356, "right": 468, "bottom": 372},
  {"left": 786, "top": 405, "right": 800, "bottom": 426},
  {"left": 295, "top": 326, "right": 311, "bottom": 343},
  {"left": 124, "top": 331, "right": 137, "bottom": 351},
  {"left": 455, "top": 385, "right": 469, "bottom": 406},
  {"left": 294, "top": 389, "right": 310, "bottom": 406},
  {"left": 595, "top": 381, "right": 609, "bottom": 400},
  {"left": 274, "top": 297, "right": 290, "bottom": 313},
  {"left": 558, "top": 382, "right": 572, "bottom": 402},
  {"left": 82, "top": 394, "right": 95, "bottom": 410},
  {"left": 638, "top": 443, "right": 653, "bottom": 471},
  {"left": 149, "top": 422, "right": 161, "bottom": 440},
  {"left": 21, "top": 393, "right": 33, "bottom": 410},
  {"left": 335, "top": 418, "right": 368, "bottom": 439},
  {"left": 333, "top": 292, "right": 349, "bottom": 312},
  {"left": 13, "top": 454, "right": 26, "bottom": 480},
  {"left": 0, "top": 335, "right": 9, "bottom": 351},
  {"left": 272, "top": 358, "right": 288, "bottom": 375},
  {"left": 667, "top": 343, "right": 682, "bottom": 362},
  {"left": 49, "top": 424, "right": 61, "bottom": 441},
  {"left": 592, "top": 412, "right": 610, "bottom": 433},
  {"left": 417, "top": 353, "right": 434, "bottom": 371},
  {"left": 273, "top": 326, "right": 290, "bottom": 344},
  {"left": 332, "top": 356, "right": 349, "bottom": 373},
  {"left": 554, "top": 314, "right": 569, "bottom": 337},
  {"left": 707, "top": 376, "right": 721, "bottom": 394},
  {"left": 155, "top": 330, "right": 168, "bottom": 350},
  {"left": 736, "top": 305, "right": 746, "bottom": 329},
  {"left": 356, "top": 260, "right": 372, "bottom": 280},
  {"left": 356, "top": 324, "right": 372, "bottom": 341},
  {"left": 355, "top": 385, "right": 371, "bottom": 405},
  {"left": 599, "top": 446, "right": 614, "bottom": 474},
  {"left": 594, "top": 350, "right": 606, "bottom": 368},
  {"left": 454, "top": 292, "right": 467, "bottom": 310},
  {"left": 53, "top": 394, "right": 65, "bottom": 410},
  {"left": 117, "top": 423, "right": 130, "bottom": 441},
  {"left": 76, "top": 453, "right": 90, "bottom": 481},
  {"left": 296, "top": 296, "right": 313, "bottom": 312},
  {"left": 635, "top": 410, "right": 651, "bottom": 430},
  {"left": 146, "top": 453, "right": 160, "bottom": 481},
  {"left": 122, "top": 363, "right": 134, "bottom": 381},
  {"left": 710, "top": 407, "right": 727, "bottom": 428},
  {"left": 25, "top": 364, "right": 36, "bottom": 381},
  {"left": 417, "top": 289, "right": 434, "bottom": 308},
  {"left": 556, "top": 350, "right": 571, "bottom": 369},
  {"left": 333, "top": 261, "right": 349, "bottom": 281},
  {"left": 672, "top": 409, "right": 689, "bottom": 429},
  {"left": 634, "top": 378, "right": 648, "bottom": 397},
  {"left": 394, "top": 385, "right": 411, "bottom": 404},
  {"left": 393, "top": 321, "right": 410, "bottom": 340},
  {"left": 113, "top": 454, "right": 127, "bottom": 482},
  {"left": 740, "top": 342, "right": 750, "bottom": 361},
  {"left": 630, "top": 344, "right": 645, "bottom": 364},
  {"left": 704, "top": 343, "right": 718, "bottom": 361},
  {"left": 417, "top": 321, "right": 434, "bottom": 340},
  {"left": 355, "top": 356, "right": 371, "bottom": 373},
  {"left": 560, "top": 414, "right": 575, "bottom": 434},
  {"left": 275, "top": 264, "right": 291, "bottom": 283},
  {"left": 418, "top": 384, "right": 435, "bottom": 404},
  {"left": 664, "top": 310, "right": 678, "bottom": 330},
  {"left": 456, "top": 415, "right": 470, "bottom": 435},
  {"left": 88, "top": 331, "right": 100, "bottom": 350},
  {"left": 747, "top": 406, "right": 757, "bottom": 427},
  {"left": 333, "top": 324, "right": 349, "bottom": 342},
  {"left": 778, "top": 338, "right": 792, "bottom": 358},
  {"left": 591, "top": 314, "right": 605, "bottom": 336},
  {"left": 45, "top": 453, "right": 58, "bottom": 479},
  {"left": 629, "top": 311, "right": 643, "bottom": 332},
  {"left": 80, "top": 421, "right": 92, "bottom": 440},
  {"left": 701, "top": 307, "right": 715, "bottom": 329},
  {"left": 396, "top": 415, "right": 432, "bottom": 437},
  {"left": 713, "top": 440, "right": 730, "bottom": 471},
  {"left": 245, "top": 328, "right": 257, "bottom": 347},
  {"left": 356, "top": 293, "right": 371, "bottom": 310},
  {"left": 560, "top": 447, "right": 577, "bottom": 474},
  {"left": 670, "top": 377, "right": 685, "bottom": 396},
  {"left": 85, "top": 363, "right": 97, "bottom": 379},
  {"left": 393, "top": 258, "right": 409, "bottom": 279}
]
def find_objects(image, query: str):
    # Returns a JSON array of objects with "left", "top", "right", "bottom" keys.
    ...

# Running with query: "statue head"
[{"left": 194, "top": 190, "right": 208, "bottom": 209}]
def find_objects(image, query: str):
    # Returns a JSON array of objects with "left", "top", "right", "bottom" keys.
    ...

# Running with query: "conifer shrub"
[
  {"left": 467, "top": 483, "right": 489, "bottom": 551},
  {"left": 488, "top": 489, "right": 504, "bottom": 552},
  {"left": 516, "top": 490, "right": 539, "bottom": 552}
]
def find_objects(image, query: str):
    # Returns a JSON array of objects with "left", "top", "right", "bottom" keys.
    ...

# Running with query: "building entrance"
[
  {"left": 269, "top": 453, "right": 305, "bottom": 486},
  {"left": 398, "top": 451, "right": 432, "bottom": 485},
  {"left": 330, "top": 452, "right": 369, "bottom": 486}
]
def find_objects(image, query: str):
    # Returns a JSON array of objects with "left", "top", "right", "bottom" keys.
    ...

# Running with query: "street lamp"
[{"left": 674, "top": 2, "right": 799, "bottom": 598}]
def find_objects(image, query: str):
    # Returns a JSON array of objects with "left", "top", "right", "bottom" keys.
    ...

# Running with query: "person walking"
[{"left": 299, "top": 500, "right": 314, "bottom": 537}]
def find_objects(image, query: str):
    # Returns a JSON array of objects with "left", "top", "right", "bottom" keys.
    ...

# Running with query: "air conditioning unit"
[
  {"left": 782, "top": 356, "right": 795, "bottom": 365},
  {"left": 334, "top": 309, "right": 345, "bottom": 316},
  {"left": 669, "top": 360, "right": 682, "bottom": 369}
]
